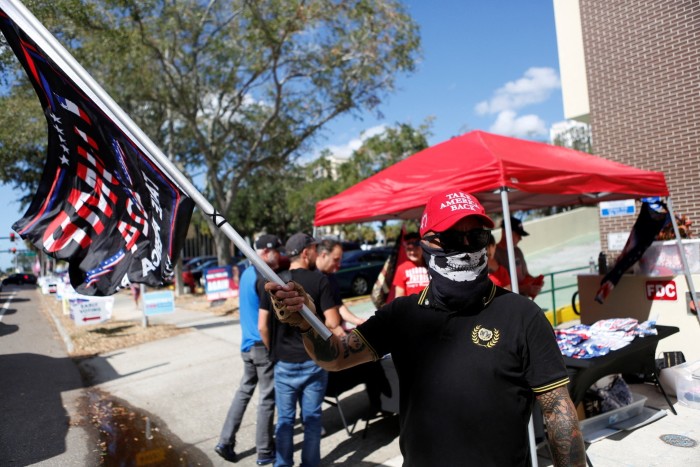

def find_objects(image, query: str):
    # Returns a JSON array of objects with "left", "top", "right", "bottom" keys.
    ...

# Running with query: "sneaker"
[
  {"left": 255, "top": 457, "right": 274, "bottom": 465},
  {"left": 214, "top": 443, "right": 238, "bottom": 463}
]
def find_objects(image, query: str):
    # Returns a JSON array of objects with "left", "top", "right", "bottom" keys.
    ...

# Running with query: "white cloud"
[
  {"left": 475, "top": 67, "right": 560, "bottom": 116},
  {"left": 488, "top": 110, "right": 547, "bottom": 138},
  {"left": 322, "top": 124, "right": 387, "bottom": 160}
]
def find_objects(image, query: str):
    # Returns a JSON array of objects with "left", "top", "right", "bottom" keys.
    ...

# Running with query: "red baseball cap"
[{"left": 420, "top": 189, "right": 495, "bottom": 236}]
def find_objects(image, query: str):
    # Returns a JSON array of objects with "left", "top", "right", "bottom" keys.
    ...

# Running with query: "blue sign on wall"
[{"left": 600, "top": 200, "right": 636, "bottom": 217}]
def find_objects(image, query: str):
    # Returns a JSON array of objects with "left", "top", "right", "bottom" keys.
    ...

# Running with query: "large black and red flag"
[{"left": 0, "top": 7, "right": 194, "bottom": 295}]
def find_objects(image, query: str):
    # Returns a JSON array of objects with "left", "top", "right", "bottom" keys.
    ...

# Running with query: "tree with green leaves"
[
  {"left": 0, "top": 0, "right": 420, "bottom": 266},
  {"left": 287, "top": 120, "right": 431, "bottom": 241},
  {"left": 338, "top": 119, "right": 433, "bottom": 187}
]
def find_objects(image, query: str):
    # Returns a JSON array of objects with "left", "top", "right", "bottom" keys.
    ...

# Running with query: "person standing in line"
[
  {"left": 265, "top": 189, "right": 585, "bottom": 466},
  {"left": 215, "top": 234, "right": 282, "bottom": 465},
  {"left": 316, "top": 238, "right": 367, "bottom": 330},
  {"left": 315, "top": 238, "right": 384, "bottom": 416},
  {"left": 495, "top": 215, "right": 544, "bottom": 298},
  {"left": 258, "top": 232, "right": 341, "bottom": 467},
  {"left": 392, "top": 231, "right": 430, "bottom": 297}
]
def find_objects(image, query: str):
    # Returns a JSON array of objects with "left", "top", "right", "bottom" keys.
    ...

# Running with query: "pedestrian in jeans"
[
  {"left": 259, "top": 232, "right": 341, "bottom": 466},
  {"left": 215, "top": 234, "right": 282, "bottom": 465}
]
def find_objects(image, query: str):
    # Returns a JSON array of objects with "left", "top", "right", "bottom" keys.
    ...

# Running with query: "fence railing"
[{"left": 536, "top": 265, "right": 591, "bottom": 326}]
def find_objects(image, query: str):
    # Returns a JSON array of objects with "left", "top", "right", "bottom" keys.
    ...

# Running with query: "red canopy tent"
[
  {"left": 314, "top": 129, "right": 697, "bottom": 324},
  {"left": 314, "top": 130, "right": 669, "bottom": 226}
]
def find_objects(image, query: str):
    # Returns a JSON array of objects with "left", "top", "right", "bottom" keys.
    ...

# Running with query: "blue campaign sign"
[
  {"left": 599, "top": 200, "right": 636, "bottom": 217},
  {"left": 143, "top": 290, "right": 175, "bottom": 316}
]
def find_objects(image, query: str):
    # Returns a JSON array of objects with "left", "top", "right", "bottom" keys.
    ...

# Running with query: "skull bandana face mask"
[{"left": 422, "top": 243, "right": 491, "bottom": 310}]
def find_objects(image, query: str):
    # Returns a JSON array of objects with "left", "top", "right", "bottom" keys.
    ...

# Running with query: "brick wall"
[{"left": 579, "top": 0, "right": 700, "bottom": 261}]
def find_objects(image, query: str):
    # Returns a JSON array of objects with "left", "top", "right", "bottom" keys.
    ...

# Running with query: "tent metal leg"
[{"left": 666, "top": 198, "right": 700, "bottom": 326}]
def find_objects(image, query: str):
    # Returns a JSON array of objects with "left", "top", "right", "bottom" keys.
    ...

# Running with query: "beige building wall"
[{"left": 552, "top": 0, "right": 589, "bottom": 123}]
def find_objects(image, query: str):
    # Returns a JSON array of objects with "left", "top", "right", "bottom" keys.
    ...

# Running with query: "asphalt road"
[{"left": 0, "top": 285, "right": 97, "bottom": 466}]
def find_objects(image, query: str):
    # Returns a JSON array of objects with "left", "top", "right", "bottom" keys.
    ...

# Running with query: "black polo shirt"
[
  {"left": 355, "top": 284, "right": 569, "bottom": 466},
  {"left": 260, "top": 268, "right": 336, "bottom": 363}
]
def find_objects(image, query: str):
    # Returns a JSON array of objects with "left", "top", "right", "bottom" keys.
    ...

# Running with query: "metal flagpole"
[
  {"left": 498, "top": 188, "right": 539, "bottom": 467},
  {"left": 1, "top": 0, "right": 331, "bottom": 340}
]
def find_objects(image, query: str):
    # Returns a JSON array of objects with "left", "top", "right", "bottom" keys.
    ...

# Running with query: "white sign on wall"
[{"left": 607, "top": 232, "right": 629, "bottom": 251}]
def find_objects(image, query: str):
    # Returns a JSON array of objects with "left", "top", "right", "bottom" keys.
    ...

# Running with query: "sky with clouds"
[
  {"left": 315, "top": 1, "right": 564, "bottom": 160},
  {"left": 0, "top": 1, "right": 566, "bottom": 270}
]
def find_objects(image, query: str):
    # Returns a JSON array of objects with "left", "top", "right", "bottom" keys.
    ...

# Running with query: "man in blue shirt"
[{"left": 216, "top": 234, "right": 282, "bottom": 465}]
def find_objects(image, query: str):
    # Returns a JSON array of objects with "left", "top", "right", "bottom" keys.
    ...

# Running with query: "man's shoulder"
[
  {"left": 490, "top": 289, "right": 542, "bottom": 315},
  {"left": 290, "top": 268, "right": 327, "bottom": 288},
  {"left": 241, "top": 265, "right": 257, "bottom": 280}
]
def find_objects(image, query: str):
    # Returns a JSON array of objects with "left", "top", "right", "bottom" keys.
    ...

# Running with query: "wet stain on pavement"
[{"left": 87, "top": 389, "right": 210, "bottom": 466}]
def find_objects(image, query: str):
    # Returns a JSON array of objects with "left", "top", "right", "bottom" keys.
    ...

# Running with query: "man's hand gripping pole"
[{"left": 227, "top": 228, "right": 331, "bottom": 341}]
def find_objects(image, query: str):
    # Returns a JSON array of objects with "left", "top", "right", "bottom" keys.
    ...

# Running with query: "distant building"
[
  {"left": 549, "top": 120, "right": 590, "bottom": 147},
  {"left": 553, "top": 0, "right": 700, "bottom": 257},
  {"left": 310, "top": 153, "right": 349, "bottom": 180}
]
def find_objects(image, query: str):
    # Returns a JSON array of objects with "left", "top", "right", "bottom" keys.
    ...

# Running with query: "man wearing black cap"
[
  {"left": 216, "top": 234, "right": 282, "bottom": 465},
  {"left": 265, "top": 191, "right": 584, "bottom": 466},
  {"left": 258, "top": 232, "right": 341, "bottom": 467},
  {"left": 495, "top": 215, "right": 544, "bottom": 298}
]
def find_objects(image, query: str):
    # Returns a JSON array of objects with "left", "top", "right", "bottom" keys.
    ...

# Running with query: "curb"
[{"left": 40, "top": 290, "right": 75, "bottom": 354}]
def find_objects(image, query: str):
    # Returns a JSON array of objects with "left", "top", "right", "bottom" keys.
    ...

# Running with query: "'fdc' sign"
[{"left": 646, "top": 280, "right": 677, "bottom": 301}]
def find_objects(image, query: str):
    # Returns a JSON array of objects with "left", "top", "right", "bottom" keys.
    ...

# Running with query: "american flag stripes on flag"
[{"left": 0, "top": 7, "right": 194, "bottom": 295}]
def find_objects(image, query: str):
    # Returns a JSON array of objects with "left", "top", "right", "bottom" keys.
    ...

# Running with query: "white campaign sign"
[{"left": 69, "top": 295, "right": 114, "bottom": 326}]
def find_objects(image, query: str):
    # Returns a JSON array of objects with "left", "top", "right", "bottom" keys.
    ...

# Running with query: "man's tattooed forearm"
[
  {"left": 307, "top": 331, "right": 339, "bottom": 362},
  {"left": 341, "top": 332, "right": 367, "bottom": 358},
  {"left": 306, "top": 330, "right": 367, "bottom": 362},
  {"left": 538, "top": 387, "right": 586, "bottom": 467}
]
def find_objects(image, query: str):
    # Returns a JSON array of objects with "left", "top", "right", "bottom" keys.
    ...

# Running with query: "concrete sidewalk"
[
  {"left": 76, "top": 291, "right": 699, "bottom": 466},
  {"left": 77, "top": 291, "right": 404, "bottom": 466}
]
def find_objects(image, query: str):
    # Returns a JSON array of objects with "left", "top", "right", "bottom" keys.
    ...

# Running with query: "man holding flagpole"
[{"left": 265, "top": 189, "right": 585, "bottom": 466}]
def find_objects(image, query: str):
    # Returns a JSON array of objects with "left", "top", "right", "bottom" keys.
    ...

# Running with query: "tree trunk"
[{"left": 212, "top": 225, "right": 231, "bottom": 266}]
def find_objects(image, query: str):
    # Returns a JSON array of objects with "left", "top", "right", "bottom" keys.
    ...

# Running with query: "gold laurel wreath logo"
[{"left": 471, "top": 325, "right": 500, "bottom": 348}]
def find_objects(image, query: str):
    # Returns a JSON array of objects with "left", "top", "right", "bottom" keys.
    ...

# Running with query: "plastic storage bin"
[
  {"left": 579, "top": 393, "right": 647, "bottom": 437},
  {"left": 659, "top": 360, "right": 700, "bottom": 397},
  {"left": 677, "top": 368, "right": 700, "bottom": 410}
]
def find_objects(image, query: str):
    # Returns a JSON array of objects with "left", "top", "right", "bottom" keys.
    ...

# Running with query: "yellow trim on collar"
[{"left": 417, "top": 285, "right": 430, "bottom": 305}]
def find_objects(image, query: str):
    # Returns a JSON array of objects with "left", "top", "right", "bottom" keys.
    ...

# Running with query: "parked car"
[
  {"left": 334, "top": 247, "right": 393, "bottom": 297},
  {"left": 183, "top": 258, "right": 219, "bottom": 290},
  {"left": 183, "top": 256, "right": 217, "bottom": 271},
  {"left": 2, "top": 272, "right": 38, "bottom": 286}
]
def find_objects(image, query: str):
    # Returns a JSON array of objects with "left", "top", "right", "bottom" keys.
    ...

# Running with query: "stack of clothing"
[{"left": 555, "top": 318, "right": 658, "bottom": 359}]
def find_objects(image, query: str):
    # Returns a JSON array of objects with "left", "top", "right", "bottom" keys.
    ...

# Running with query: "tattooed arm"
[
  {"left": 302, "top": 328, "right": 375, "bottom": 371},
  {"left": 264, "top": 281, "right": 375, "bottom": 371},
  {"left": 536, "top": 386, "right": 586, "bottom": 467}
]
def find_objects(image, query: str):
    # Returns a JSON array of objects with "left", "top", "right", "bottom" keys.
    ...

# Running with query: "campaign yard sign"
[
  {"left": 143, "top": 290, "right": 175, "bottom": 316},
  {"left": 204, "top": 265, "right": 239, "bottom": 301},
  {"left": 69, "top": 294, "right": 114, "bottom": 326}
]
